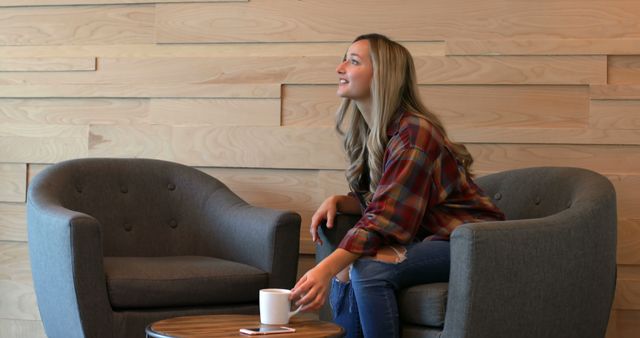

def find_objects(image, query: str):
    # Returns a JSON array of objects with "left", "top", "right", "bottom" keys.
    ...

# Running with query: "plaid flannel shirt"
[{"left": 338, "top": 111, "right": 505, "bottom": 256}]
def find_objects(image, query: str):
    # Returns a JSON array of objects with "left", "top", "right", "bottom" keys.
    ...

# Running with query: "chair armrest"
[
  {"left": 443, "top": 209, "right": 616, "bottom": 338},
  {"left": 315, "top": 214, "right": 361, "bottom": 263},
  {"left": 27, "top": 203, "right": 113, "bottom": 338},
  {"left": 203, "top": 191, "right": 301, "bottom": 289}
]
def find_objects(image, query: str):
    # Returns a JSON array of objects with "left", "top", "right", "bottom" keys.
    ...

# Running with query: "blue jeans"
[{"left": 330, "top": 240, "right": 450, "bottom": 338}]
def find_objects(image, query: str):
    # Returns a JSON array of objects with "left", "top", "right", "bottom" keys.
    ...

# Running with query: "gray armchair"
[
  {"left": 316, "top": 167, "right": 617, "bottom": 338},
  {"left": 27, "top": 158, "right": 301, "bottom": 338}
]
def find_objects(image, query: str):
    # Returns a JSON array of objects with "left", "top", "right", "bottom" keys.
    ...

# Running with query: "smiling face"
[{"left": 336, "top": 39, "right": 374, "bottom": 103}]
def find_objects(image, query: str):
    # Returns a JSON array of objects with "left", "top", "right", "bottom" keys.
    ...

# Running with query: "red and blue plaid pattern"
[{"left": 339, "top": 111, "right": 505, "bottom": 256}]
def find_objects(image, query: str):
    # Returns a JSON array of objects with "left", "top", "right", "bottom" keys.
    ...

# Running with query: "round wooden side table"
[{"left": 146, "top": 314, "right": 344, "bottom": 338}]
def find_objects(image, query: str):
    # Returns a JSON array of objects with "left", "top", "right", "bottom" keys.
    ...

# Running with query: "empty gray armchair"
[
  {"left": 316, "top": 167, "right": 617, "bottom": 338},
  {"left": 28, "top": 158, "right": 301, "bottom": 338}
]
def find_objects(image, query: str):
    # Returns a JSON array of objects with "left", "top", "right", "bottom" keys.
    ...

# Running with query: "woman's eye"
[{"left": 351, "top": 59, "right": 359, "bottom": 65}]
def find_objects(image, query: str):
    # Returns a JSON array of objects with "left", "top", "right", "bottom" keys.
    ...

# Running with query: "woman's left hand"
[{"left": 290, "top": 265, "right": 333, "bottom": 311}]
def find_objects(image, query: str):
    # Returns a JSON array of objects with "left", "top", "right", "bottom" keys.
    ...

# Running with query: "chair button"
[
  {"left": 123, "top": 223, "right": 133, "bottom": 232},
  {"left": 120, "top": 186, "right": 128, "bottom": 194},
  {"left": 169, "top": 219, "right": 178, "bottom": 228},
  {"left": 76, "top": 185, "right": 83, "bottom": 193},
  {"left": 494, "top": 192, "right": 502, "bottom": 200},
  {"left": 534, "top": 197, "right": 541, "bottom": 205},
  {"left": 168, "top": 183, "right": 176, "bottom": 191}
]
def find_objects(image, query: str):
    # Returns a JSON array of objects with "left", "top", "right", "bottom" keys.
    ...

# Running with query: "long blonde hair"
[{"left": 336, "top": 33, "right": 473, "bottom": 199}]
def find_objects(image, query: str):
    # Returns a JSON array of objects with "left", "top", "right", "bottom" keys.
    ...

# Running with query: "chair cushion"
[
  {"left": 104, "top": 256, "right": 269, "bottom": 309},
  {"left": 398, "top": 282, "right": 448, "bottom": 327}
]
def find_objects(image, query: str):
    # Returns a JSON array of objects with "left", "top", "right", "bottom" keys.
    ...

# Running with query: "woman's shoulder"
[{"left": 389, "top": 111, "right": 445, "bottom": 153}]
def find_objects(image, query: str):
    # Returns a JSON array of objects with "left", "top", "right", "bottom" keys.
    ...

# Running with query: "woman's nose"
[{"left": 336, "top": 61, "right": 346, "bottom": 74}]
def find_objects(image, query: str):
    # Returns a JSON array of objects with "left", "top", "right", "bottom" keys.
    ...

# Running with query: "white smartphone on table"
[{"left": 239, "top": 326, "right": 296, "bottom": 335}]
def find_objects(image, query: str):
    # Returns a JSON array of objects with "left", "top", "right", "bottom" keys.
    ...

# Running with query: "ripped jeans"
[{"left": 330, "top": 240, "right": 450, "bottom": 338}]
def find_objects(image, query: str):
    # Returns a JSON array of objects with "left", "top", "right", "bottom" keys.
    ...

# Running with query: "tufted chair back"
[{"left": 31, "top": 158, "right": 243, "bottom": 257}]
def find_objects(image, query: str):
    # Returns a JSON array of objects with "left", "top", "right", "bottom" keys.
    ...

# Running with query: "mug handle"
[{"left": 289, "top": 305, "right": 303, "bottom": 318}]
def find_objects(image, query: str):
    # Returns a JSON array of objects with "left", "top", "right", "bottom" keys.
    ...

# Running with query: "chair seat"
[
  {"left": 104, "top": 256, "right": 269, "bottom": 309},
  {"left": 399, "top": 283, "right": 448, "bottom": 328}
]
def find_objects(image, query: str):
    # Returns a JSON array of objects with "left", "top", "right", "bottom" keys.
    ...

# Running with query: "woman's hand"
[
  {"left": 309, "top": 195, "right": 340, "bottom": 245},
  {"left": 290, "top": 264, "right": 333, "bottom": 311},
  {"left": 310, "top": 195, "right": 361, "bottom": 245}
]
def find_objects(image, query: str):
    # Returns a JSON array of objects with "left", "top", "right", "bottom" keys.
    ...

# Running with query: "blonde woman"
[{"left": 290, "top": 34, "right": 505, "bottom": 338}]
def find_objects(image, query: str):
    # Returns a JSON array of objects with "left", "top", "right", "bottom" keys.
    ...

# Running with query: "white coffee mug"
[{"left": 259, "top": 288, "right": 302, "bottom": 325}]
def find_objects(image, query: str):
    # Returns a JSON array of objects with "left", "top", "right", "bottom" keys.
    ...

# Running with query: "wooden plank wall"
[{"left": 0, "top": 0, "right": 638, "bottom": 336}]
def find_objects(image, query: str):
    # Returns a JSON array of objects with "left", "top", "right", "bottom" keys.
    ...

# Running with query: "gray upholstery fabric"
[
  {"left": 399, "top": 283, "right": 448, "bottom": 327},
  {"left": 316, "top": 167, "right": 617, "bottom": 338},
  {"left": 104, "top": 256, "right": 268, "bottom": 308},
  {"left": 28, "top": 158, "right": 301, "bottom": 338}
]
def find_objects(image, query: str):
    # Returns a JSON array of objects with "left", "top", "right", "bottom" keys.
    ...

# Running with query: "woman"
[{"left": 290, "top": 33, "right": 505, "bottom": 338}]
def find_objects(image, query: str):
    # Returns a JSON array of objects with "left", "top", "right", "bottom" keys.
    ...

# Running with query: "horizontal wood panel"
[
  {"left": 148, "top": 98, "right": 280, "bottom": 126},
  {"left": 590, "top": 85, "right": 640, "bottom": 99},
  {"left": 446, "top": 39, "right": 640, "bottom": 56},
  {"left": 283, "top": 84, "right": 589, "bottom": 128},
  {"left": 89, "top": 125, "right": 345, "bottom": 169},
  {"left": 0, "top": 164, "right": 26, "bottom": 203},
  {"left": 590, "top": 100, "right": 640, "bottom": 130},
  {"left": 415, "top": 55, "right": 606, "bottom": 85},
  {"left": 608, "top": 309, "right": 640, "bottom": 338},
  {"left": 0, "top": 5, "right": 154, "bottom": 45},
  {"left": 0, "top": 242, "right": 39, "bottom": 320},
  {"left": 0, "top": 98, "right": 149, "bottom": 125},
  {"left": 468, "top": 144, "right": 640, "bottom": 175},
  {"left": 0, "top": 42, "right": 445, "bottom": 58},
  {"left": 0, "top": 203, "right": 27, "bottom": 242},
  {"left": 618, "top": 219, "right": 640, "bottom": 265},
  {"left": 608, "top": 175, "right": 640, "bottom": 219},
  {"left": 1, "top": 0, "right": 245, "bottom": 6},
  {"left": 0, "top": 55, "right": 605, "bottom": 85},
  {"left": 614, "top": 265, "right": 640, "bottom": 310},
  {"left": 156, "top": 1, "right": 640, "bottom": 43},
  {"left": 609, "top": 56, "right": 640, "bottom": 85},
  {"left": 450, "top": 126, "right": 640, "bottom": 145},
  {"left": 0, "top": 319, "right": 45, "bottom": 338},
  {"left": 0, "top": 84, "right": 280, "bottom": 98},
  {"left": 0, "top": 124, "right": 88, "bottom": 163},
  {"left": 0, "top": 58, "right": 95, "bottom": 71}
]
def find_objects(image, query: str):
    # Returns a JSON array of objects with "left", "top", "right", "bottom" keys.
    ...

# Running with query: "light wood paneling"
[
  {"left": 608, "top": 310, "right": 640, "bottom": 338},
  {"left": 0, "top": 242, "right": 39, "bottom": 321},
  {"left": 614, "top": 265, "right": 640, "bottom": 310},
  {"left": 0, "top": 58, "right": 95, "bottom": 72},
  {"left": 0, "top": 84, "right": 280, "bottom": 98},
  {"left": 608, "top": 175, "right": 640, "bottom": 219},
  {"left": 0, "top": 319, "right": 45, "bottom": 338},
  {"left": 0, "top": 98, "right": 149, "bottom": 125},
  {"left": 591, "top": 85, "right": 640, "bottom": 99},
  {"left": 283, "top": 84, "right": 590, "bottom": 128},
  {"left": 148, "top": 98, "right": 280, "bottom": 126},
  {"left": 590, "top": 100, "right": 640, "bottom": 130},
  {"left": 609, "top": 56, "right": 640, "bottom": 84},
  {"left": 1, "top": 0, "right": 245, "bottom": 6},
  {"left": 0, "top": 55, "right": 606, "bottom": 85},
  {"left": 415, "top": 55, "right": 606, "bottom": 85},
  {"left": 89, "top": 125, "right": 345, "bottom": 169},
  {"left": 156, "top": 1, "right": 640, "bottom": 43},
  {"left": 0, "top": 124, "right": 88, "bottom": 163},
  {"left": 618, "top": 219, "right": 640, "bottom": 265},
  {"left": 0, "top": 164, "right": 26, "bottom": 203},
  {"left": 468, "top": 144, "right": 640, "bottom": 174},
  {"left": 0, "top": 203, "right": 27, "bottom": 242},
  {"left": 0, "top": 42, "right": 445, "bottom": 58},
  {"left": 0, "top": 5, "right": 154, "bottom": 45},
  {"left": 446, "top": 39, "right": 640, "bottom": 56}
]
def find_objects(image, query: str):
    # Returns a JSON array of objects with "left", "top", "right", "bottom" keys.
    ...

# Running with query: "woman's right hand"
[{"left": 310, "top": 195, "right": 340, "bottom": 246}]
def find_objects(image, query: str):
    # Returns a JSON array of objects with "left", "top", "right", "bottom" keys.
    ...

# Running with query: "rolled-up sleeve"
[{"left": 338, "top": 145, "right": 439, "bottom": 256}]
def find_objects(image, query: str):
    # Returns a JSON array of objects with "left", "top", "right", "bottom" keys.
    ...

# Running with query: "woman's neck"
[{"left": 355, "top": 99, "right": 373, "bottom": 127}]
